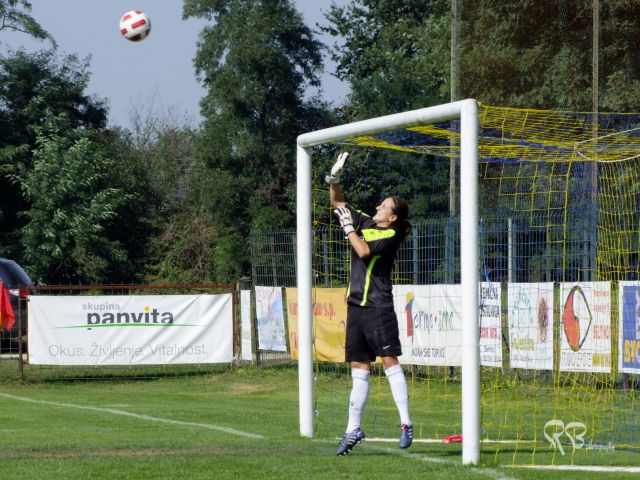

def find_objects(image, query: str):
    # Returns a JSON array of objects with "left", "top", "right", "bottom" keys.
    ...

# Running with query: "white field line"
[
  {"left": 365, "top": 437, "right": 444, "bottom": 444},
  {"left": 322, "top": 438, "right": 516, "bottom": 480},
  {"left": 331, "top": 438, "right": 640, "bottom": 476},
  {"left": 357, "top": 444, "right": 519, "bottom": 480},
  {"left": 365, "top": 437, "right": 534, "bottom": 444},
  {"left": 0, "top": 392, "right": 264, "bottom": 439},
  {"left": 511, "top": 465, "right": 640, "bottom": 474},
  {"left": 5, "top": 392, "right": 635, "bottom": 475}
]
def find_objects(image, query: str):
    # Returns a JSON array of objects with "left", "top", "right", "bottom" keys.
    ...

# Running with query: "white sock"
[
  {"left": 385, "top": 364, "right": 411, "bottom": 426},
  {"left": 346, "top": 368, "right": 370, "bottom": 433}
]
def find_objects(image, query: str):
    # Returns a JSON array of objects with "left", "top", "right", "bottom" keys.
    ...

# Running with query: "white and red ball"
[{"left": 119, "top": 10, "right": 151, "bottom": 42}]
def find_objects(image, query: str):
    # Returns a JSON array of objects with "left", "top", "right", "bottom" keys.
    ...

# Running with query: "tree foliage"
[
  {"left": 181, "top": 0, "right": 329, "bottom": 281},
  {"left": 323, "top": 0, "right": 451, "bottom": 119},
  {"left": 0, "top": 0, "right": 54, "bottom": 46},
  {"left": 0, "top": 50, "right": 109, "bottom": 260},
  {"left": 321, "top": 0, "right": 452, "bottom": 217},
  {"left": 460, "top": 0, "right": 640, "bottom": 111},
  {"left": 4, "top": 0, "right": 640, "bottom": 286},
  {"left": 15, "top": 114, "right": 133, "bottom": 282}
]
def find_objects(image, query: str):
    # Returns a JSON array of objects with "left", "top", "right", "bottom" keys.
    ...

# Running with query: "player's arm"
[
  {"left": 334, "top": 206, "right": 371, "bottom": 259},
  {"left": 327, "top": 152, "right": 370, "bottom": 257},
  {"left": 347, "top": 230, "right": 371, "bottom": 259},
  {"left": 330, "top": 183, "right": 345, "bottom": 208},
  {"left": 327, "top": 152, "right": 348, "bottom": 208}
]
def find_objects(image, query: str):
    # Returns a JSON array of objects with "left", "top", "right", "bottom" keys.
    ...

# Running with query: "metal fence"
[{"left": 249, "top": 213, "right": 604, "bottom": 288}]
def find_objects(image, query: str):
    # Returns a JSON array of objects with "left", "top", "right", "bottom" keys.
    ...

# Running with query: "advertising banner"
[
  {"left": 393, "top": 284, "right": 463, "bottom": 366},
  {"left": 29, "top": 294, "right": 232, "bottom": 365},
  {"left": 559, "top": 282, "right": 611, "bottom": 373},
  {"left": 618, "top": 281, "right": 640, "bottom": 374},
  {"left": 507, "top": 282, "right": 554, "bottom": 370},
  {"left": 240, "top": 290, "right": 253, "bottom": 361},
  {"left": 479, "top": 282, "right": 503, "bottom": 367},
  {"left": 255, "top": 286, "right": 287, "bottom": 352},
  {"left": 285, "top": 287, "right": 347, "bottom": 362}
]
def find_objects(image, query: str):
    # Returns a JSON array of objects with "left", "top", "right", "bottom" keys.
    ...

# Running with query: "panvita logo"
[{"left": 87, "top": 306, "right": 174, "bottom": 326}]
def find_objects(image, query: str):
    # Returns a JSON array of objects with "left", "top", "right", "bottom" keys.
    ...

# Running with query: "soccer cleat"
[
  {"left": 399, "top": 424, "right": 413, "bottom": 449},
  {"left": 336, "top": 427, "right": 366, "bottom": 456}
]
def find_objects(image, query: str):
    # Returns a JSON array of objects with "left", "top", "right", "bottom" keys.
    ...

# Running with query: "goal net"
[{"left": 293, "top": 101, "right": 640, "bottom": 468}]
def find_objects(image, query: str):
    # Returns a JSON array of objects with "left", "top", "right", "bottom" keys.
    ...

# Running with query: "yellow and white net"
[{"left": 309, "top": 105, "right": 640, "bottom": 467}]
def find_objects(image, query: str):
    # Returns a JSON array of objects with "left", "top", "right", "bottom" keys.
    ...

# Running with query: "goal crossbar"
[{"left": 295, "top": 99, "right": 480, "bottom": 465}]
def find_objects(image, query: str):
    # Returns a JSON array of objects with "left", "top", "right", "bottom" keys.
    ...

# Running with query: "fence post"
[
  {"left": 322, "top": 231, "right": 330, "bottom": 287},
  {"left": 18, "top": 296, "right": 24, "bottom": 378},
  {"left": 412, "top": 223, "right": 419, "bottom": 284},
  {"left": 233, "top": 282, "right": 240, "bottom": 365},
  {"left": 508, "top": 218, "right": 513, "bottom": 283},
  {"left": 271, "top": 236, "right": 278, "bottom": 287},
  {"left": 445, "top": 216, "right": 455, "bottom": 283},
  {"left": 252, "top": 286, "right": 261, "bottom": 367}
]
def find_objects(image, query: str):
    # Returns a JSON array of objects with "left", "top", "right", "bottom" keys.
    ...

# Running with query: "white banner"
[
  {"left": 29, "top": 295, "right": 232, "bottom": 365},
  {"left": 507, "top": 282, "right": 554, "bottom": 370},
  {"left": 394, "top": 284, "right": 463, "bottom": 366},
  {"left": 559, "top": 282, "right": 611, "bottom": 373},
  {"left": 618, "top": 281, "right": 640, "bottom": 374},
  {"left": 255, "top": 286, "right": 287, "bottom": 352},
  {"left": 479, "top": 282, "right": 502, "bottom": 367},
  {"left": 240, "top": 290, "right": 253, "bottom": 361}
]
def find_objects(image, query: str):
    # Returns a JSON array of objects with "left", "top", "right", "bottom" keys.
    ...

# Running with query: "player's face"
[{"left": 373, "top": 197, "right": 398, "bottom": 227}]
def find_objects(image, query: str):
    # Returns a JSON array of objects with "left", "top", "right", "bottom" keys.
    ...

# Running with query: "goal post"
[{"left": 295, "top": 99, "right": 480, "bottom": 465}]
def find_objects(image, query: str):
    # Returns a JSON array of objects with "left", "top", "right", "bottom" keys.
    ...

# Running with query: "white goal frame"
[{"left": 295, "top": 99, "right": 480, "bottom": 465}]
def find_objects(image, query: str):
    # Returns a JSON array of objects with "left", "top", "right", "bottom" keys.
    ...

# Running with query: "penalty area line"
[
  {"left": 362, "top": 445, "right": 518, "bottom": 480},
  {"left": 364, "top": 437, "right": 534, "bottom": 445},
  {"left": 318, "top": 439, "right": 517, "bottom": 480},
  {"left": 510, "top": 465, "right": 640, "bottom": 474},
  {"left": 0, "top": 392, "right": 263, "bottom": 439}
]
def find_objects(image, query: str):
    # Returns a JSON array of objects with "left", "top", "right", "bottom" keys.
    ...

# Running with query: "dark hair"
[{"left": 390, "top": 196, "right": 411, "bottom": 241}]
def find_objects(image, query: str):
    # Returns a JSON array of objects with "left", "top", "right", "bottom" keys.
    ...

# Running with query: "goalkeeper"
[{"left": 327, "top": 152, "right": 413, "bottom": 456}]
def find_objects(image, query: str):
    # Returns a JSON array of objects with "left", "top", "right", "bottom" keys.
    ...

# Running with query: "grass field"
[{"left": 0, "top": 364, "right": 637, "bottom": 479}]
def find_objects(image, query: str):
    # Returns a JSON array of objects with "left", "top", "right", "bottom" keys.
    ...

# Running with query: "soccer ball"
[{"left": 119, "top": 10, "right": 151, "bottom": 42}]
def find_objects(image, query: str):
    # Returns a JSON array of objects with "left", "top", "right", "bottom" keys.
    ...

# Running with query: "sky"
[{"left": 1, "top": 1, "right": 349, "bottom": 129}]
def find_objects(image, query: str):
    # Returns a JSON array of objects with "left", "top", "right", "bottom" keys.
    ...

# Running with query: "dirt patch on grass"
[{"left": 3, "top": 447, "right": 233, "bottom": 459}]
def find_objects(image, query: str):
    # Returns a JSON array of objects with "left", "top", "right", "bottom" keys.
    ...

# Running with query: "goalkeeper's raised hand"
[
  {"left": 325, "top": 152, "right": 348, "bottom": 184},
  {"left": 334, "top": 206, "right": 355, "bottom": 236}
]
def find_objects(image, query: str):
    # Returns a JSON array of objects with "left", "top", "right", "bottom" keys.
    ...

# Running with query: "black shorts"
[{"left": 345, "top": 304, "right": 402, "bottom": 362}]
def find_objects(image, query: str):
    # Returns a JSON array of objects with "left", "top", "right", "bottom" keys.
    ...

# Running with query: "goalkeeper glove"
[
  {"left": 325, "top": 152, "right": 348, "bottom": 184},
  {"left": 334, "top": 206, "right": 355, "bottom": 236}
]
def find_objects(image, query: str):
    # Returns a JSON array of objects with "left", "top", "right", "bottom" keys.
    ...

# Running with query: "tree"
[
  {"left": 458, "top": 0, "right": 590, "bottom": 109},
  {"left": 323, "top": 0, "right": 451, "bottom": 120},
  {"left": 0, "top": 0, "right": 54, "bottom": 46},
  {"left": 0, "top": 50, "right": 108, "bottom": 259},
  {"left": 15, "top": 113, "right": 133, "bottom": 283},
  {"left": 598, "top": 0, "right": 640, "bottom": 111},
  {"left": 182, "top": 0, "right": 328, "bottom": 281},
  {"left": 322, "top": 0, "right": 452, "bottom": 218},
  {"left": 459, "top": 0, "right": 640, "bottom": 111}
]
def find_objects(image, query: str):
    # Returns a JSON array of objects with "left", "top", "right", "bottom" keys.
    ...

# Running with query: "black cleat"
[{"left": 336, "top": 427, "right": 366, "bottom": 456}]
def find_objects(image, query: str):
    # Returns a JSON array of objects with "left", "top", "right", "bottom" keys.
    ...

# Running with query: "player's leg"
[
  {"left": 382, "top": 356, "right": 413, "bottom": 448},
  {"left": 346, "top": 360, "right": 371, "bottom": 432},
  {"left": 337, "top": 307, "right": 374, "bottom": 456},
  {"left": 374, "top": 306, "right": 413, "bottom": 448}
]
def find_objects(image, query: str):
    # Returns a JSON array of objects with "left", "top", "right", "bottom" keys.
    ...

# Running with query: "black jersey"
[{"left": 340, "top": 204, "right": 401, "bottom": 308}]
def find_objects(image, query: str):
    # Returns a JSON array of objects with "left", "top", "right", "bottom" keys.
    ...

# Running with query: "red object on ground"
[{"left": 443, "top": 434, "right": 463, "bottom": 444}]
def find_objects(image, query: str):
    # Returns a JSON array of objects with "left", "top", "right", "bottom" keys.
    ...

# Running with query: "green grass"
[{"left": 0, "top": 365, "right": 637, "bottom": 479}]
